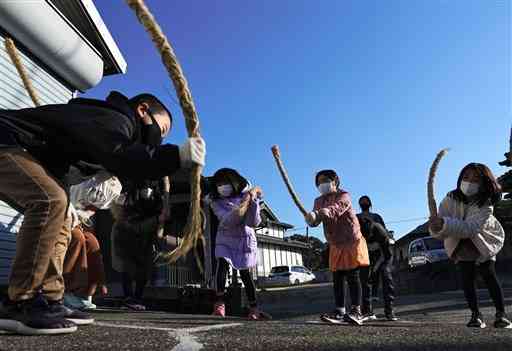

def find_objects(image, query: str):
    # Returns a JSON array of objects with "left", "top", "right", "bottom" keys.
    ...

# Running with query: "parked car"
[
  {"left": 263, "top": 265, "right": 316, "bottom": 287},
  {"left": 408, "top": 236, "right": 449, "bottom": 268}
]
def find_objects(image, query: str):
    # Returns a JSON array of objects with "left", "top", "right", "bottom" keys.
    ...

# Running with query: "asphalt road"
[{"left": 1, "top": 288, "right": 511, "bottom": 351}]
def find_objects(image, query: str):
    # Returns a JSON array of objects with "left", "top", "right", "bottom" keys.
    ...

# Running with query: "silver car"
[{"left": 408, "top": 236, "right": 449, "bottom": 268}]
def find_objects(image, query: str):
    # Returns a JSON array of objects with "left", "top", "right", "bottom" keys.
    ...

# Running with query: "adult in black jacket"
[
  {"left": 357, "top": 214, "right": 397, "bottom": 321},
  {"left": 0, "top": 91, "right": 205, "bottom": 335}
]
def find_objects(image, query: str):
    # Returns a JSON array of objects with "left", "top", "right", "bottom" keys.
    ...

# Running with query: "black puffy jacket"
[{"left": 0, "top": 91, "right": 180, "bottom": 185}]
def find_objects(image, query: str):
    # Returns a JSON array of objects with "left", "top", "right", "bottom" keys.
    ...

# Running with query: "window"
[
  {"left": 410, "top": 241, "right": 425, "bottom": 253},
  {"left": 271, "top": 266, "right": 289, "bottom": 274},
  {"left": 291, "top": 266, "right": 302, "bottom": 273},
  {"left": 424, "top": 238, "right": 444, "bottom": 250}
]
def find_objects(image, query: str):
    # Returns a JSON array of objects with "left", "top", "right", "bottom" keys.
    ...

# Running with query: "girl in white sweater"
[{"left": 430, "top": 163, "right": 510, "bottom": 328}]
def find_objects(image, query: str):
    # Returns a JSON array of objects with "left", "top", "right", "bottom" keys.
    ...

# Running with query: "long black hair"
[
  {"left": 210, "top": 168, "right": 249, "bottom": 199},
  {"left": 448, "top": 163, "right": 502, "bottom": 207},
  {"left": 315, "top": 169, "right": 340, "bottom": 189}
]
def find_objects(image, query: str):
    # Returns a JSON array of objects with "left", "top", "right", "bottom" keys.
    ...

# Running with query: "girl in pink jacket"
[{"left": 306, "top": 169, "right": 369, "bottom": 325}]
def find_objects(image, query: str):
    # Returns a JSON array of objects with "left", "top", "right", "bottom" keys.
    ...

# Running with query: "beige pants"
[{"left": 0, "top": 148, "right": 71, "bottom": 301}]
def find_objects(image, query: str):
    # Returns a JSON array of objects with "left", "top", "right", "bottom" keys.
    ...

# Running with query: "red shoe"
[
  {"left": 248, "top": 307, "right": 272, "bottom": 321},
  {"left": 212, "top": 302, "right": 226, "bottom": 317}
]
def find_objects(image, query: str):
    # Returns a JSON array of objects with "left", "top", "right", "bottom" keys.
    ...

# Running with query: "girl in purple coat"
[{"left": 210, "top": 168, "right": 270, "bottom": 320}]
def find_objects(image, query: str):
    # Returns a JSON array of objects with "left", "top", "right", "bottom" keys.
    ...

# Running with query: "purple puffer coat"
[{"left": 211, "top": 194, "right": 261, "bottom": 269}]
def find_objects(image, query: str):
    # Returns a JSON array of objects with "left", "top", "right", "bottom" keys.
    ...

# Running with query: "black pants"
[
  {"left": 361, "top": 255, "right": 395, "bottom": 314},
  {"left": 459, "top": 260, "right": 505, "bottom": 313},
  {"left": 333, "top": 268, "right": 361, "bottom": 308},
  {"left": 122, "top": 272, "right": 147, "bottom": 300},
  {"left": 215, "top": 258, "right": 257, "bottom": 306}
]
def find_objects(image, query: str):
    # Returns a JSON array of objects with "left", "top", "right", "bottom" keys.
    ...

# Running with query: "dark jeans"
[
  {"left": 361, "top": 254, "right": 395, "bottom": 314},
  {"left": 122, "top": 272, "right": 147, "bottom": 300},
  {"left": 459, "top": 260, "right": 505, "bottom": 313},
  {"left": 215, "top": 258, "right": 257, "bottom": 306},
  {"left": 333, "top": 268, "right": 361, "bottom": 308}
]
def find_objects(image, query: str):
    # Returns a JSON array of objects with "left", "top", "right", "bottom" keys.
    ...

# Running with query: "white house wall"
[
  {"left": 0, "top": 33, "right": 73, "bottom": 285},
  {"left": 256, "top": 242, "right": 305, "bottom": 278}
]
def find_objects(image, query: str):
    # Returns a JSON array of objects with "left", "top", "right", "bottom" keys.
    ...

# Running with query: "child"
[
  {"left": 64, "top": 210, "right": 108, "bottom": 311},
  {"left": 111, "top": 178, "right": 168, "bottom": 311},
  {"left": 209, "top": 168, "right": 270, "bottom": 320},
  {"left": 63, "top": 174, "right": 121, "bottom": 310},
  {"left": 430, "top": 163, "right": 511, "bottom": 328},
  {"left": 306, "top": 170, "right": 369, "bottom": 325},
  {"left": 357, "top": 215, "right": 397, "bottom": 321}
]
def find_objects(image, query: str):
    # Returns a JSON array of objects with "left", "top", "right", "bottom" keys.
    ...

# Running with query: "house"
[
  {"left": 254, "top": 202, "right": 308, "bottom": 279},
  {"left": 0, "top": 0, "right": 126, "bottom": 285}
]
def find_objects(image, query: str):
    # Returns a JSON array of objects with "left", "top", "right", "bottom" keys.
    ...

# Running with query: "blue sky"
[{"left": 84, "top": 1, "right": 511, "bottom": 240}]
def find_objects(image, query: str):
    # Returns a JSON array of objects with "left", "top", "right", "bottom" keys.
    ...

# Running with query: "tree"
[{"left": 288, "top": 234, "right": 328, "bottom": 270}]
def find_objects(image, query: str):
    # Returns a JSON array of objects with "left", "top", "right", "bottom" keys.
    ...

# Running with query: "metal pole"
[{"left": 306, "top": 226, "right": 310, "bottom": 269}]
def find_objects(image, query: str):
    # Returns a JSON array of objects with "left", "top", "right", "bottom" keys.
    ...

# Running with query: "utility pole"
[{"left": 306, "top": 226, "right": 310, "bottom": 269}]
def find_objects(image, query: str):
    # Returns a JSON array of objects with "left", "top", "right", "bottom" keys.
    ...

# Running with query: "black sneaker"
[
  {"left": 48, "top": 300, "right": 94, "bottom": 326},
  {"left": 385, "top": 311, "right": 399, "bottom": 321},
  {"left": 467, "top": 311, "right": 486, "bottom": 328},
  {"left": 0, "top": 296, "right": 77, "bottom": 335},
  {"left": 494, "top": 312, "right": 512, "bottom": 329},
  {"left": 332, "top": 309, "right": 345, "bottom": 321},
  {"left": 123, "top": 298, "right": 146, "bottom": 311},
  {"left": 345, "top": 307, "right": 363, "bottom": 326}
]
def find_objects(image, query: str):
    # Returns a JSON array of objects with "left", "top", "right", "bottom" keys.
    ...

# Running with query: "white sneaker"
[
  {"left": 63, "top": 293, "right": 86, "bottom": 310},
  {"left": 80, "top": 299, "right": 97, "bottom": 311}
]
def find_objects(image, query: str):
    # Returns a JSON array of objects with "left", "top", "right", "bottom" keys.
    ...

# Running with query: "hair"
[
  {"left": 448, "top": 163, "right": 502, "bottom": 207},
  {"left": 210, "top": 168, "right": 249, "bottom": 199},
  {"left": 315, "top": 169, "right": 340, "bottom": 188},
  {"left": 128, "top": 93, "right": 173, "bottom": 124},
  {"left": 359, "top": 195, "right": 372, "bottom": 208}
]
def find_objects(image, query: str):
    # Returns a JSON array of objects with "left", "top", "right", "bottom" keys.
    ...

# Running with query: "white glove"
[
  {"left": 179, "top": 137, "right": 206, "bottom": 168},
  {"left": 305, "top": 211, "right": 317, "bottom": 226}
]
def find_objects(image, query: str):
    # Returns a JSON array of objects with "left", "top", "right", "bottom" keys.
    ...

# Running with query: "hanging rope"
[
  {"left": 125, "top": 0, "right": 204, "bottom": 270},
  {"left": 271, "top": 145, "right": 308, "bottom": 216},
  {"left": 427, "top": 148, "right": 449, "bottom": 217},
  {"left": 4, "top": 38, "right": 41, "bottom": 107}
]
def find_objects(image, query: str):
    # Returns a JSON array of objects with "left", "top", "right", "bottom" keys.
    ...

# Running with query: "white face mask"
[
  {"left": 217, "top": 185, "right": 233, "bottom": 197},
  {"left": 318, "top": 182, "right": 334, "bottom": 195},
  {"left": 460, "top": 181, "right": 480, "bottom": 197}
]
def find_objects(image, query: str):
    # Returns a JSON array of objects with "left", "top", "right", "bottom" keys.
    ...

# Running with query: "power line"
[{"left": 386, "top": 217, "right": 428, "bottom": 224}]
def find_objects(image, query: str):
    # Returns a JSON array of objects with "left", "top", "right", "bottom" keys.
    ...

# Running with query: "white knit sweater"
[{"left": 429, "top": 195, "right": 505, "bottom": 263}]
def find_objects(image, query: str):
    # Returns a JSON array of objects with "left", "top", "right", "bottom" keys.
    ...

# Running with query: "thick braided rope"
[
  {"left": 427, "top": 148, "right": 449, "bottom": 217},
  {"left": 271, "top": 145, "right": 309, "bottom": 216},
  {"left": 4, "top": 38, "right": 41, "bottom": 107},
  {"left": 126, "top": 0, "right": 204, "bottom": 269}
]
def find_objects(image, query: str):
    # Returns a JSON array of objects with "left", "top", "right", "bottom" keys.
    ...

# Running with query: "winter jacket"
[
  {"left": 0, "top": 91, "right": 180, "bottom": 185},
  {"left": 210, "top": 193, "right": 261, "bottom": 269},
  {"left": 429, "top": 194, "right": 505, "bottom": 263},
  {"left": 311, "top": 190, "right": 362, "bottom": 248}
]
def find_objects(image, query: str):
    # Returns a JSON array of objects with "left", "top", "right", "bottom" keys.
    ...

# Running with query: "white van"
[
  {"left": 263, "top": 265, "right": 316, "bottom": 287},
  {"left": 408, "top": 236, "right": 449, "bottom": 268}
]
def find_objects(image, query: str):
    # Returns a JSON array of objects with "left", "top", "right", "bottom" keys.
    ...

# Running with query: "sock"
[
  {"left": 336, "top": 307, "right": 346, "bottom": 315},
  {"left": 87, "top": 296, "right": 93, "bottom": 303}
]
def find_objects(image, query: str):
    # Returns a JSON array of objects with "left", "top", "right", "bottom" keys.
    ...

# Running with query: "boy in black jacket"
[
  {"left": 357, "top": 199, "right": 397, "bottom": 321},
  {"left": 0, "top": 91, "right": 205, "bottom": 334}
]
